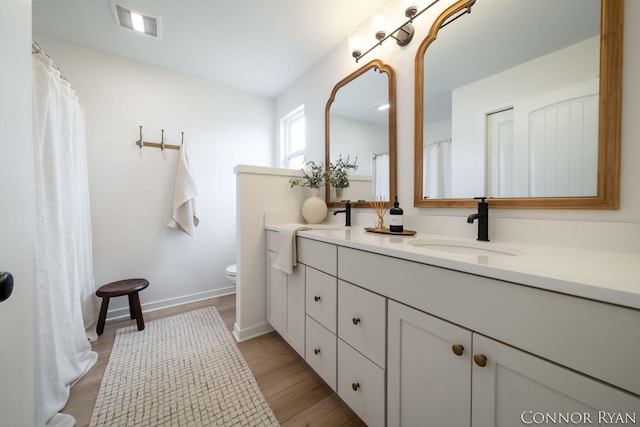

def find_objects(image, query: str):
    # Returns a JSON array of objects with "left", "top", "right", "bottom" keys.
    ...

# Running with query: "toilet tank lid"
[{"left": 226, "top": 264, "right": 236, "bottom": 275}]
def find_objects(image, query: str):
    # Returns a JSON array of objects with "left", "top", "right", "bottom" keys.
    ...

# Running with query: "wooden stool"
[{"left": 96, "top": 278, "right": 149, "bottom": 336}]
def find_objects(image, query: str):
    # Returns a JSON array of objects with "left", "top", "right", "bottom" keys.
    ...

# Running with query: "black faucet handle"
[{"left": 474, "top": 196, "right": 488, "bottom": 203}]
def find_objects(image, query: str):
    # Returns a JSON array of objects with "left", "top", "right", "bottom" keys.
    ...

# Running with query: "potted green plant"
[
  {"left": 288, "top": 159, "right": 328, "bottom": 189},
  {"left": 329, "top": 156, "right": 358, "bottom": 201},
  {"left": 289, "top": 160, "right": 329, "bottom": 224}
]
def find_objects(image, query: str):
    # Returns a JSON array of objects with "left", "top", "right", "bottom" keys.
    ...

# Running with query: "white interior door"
[
  {"left": 486, "top": 109, "right": 515, "bottom": 197},
  {"left": 514, "top": 78, "right": 599, "bottom": 197},
  {"left": 0, "top": 2, "right": 35, "bottom": 425}
]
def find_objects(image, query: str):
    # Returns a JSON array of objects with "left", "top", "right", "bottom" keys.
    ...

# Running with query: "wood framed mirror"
[
  {"left": 326, "top": 59, "right": 397, "bottom": 208},
  {"left": 414, "top": 0, "right": 623, "bottom": 209}
]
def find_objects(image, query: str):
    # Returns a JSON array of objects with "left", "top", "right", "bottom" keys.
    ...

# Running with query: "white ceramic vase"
[{"left": 301, "top": 188, "right": 327, "bottom": 224}]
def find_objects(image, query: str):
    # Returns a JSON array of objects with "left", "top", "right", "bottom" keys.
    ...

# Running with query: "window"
[{"left": 281, "top": 105, "right": 305, "bottom": 169}]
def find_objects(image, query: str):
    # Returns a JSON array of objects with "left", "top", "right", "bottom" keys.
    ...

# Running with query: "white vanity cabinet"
[
  {"left": 267, "top": 231, "right": 640, "bottom": 427},
  {"left": 388, "top": 300, "right": 640, "bottom": 427},
  {"left": 338, "top": 246, "right": 640, "bottom": 426}
]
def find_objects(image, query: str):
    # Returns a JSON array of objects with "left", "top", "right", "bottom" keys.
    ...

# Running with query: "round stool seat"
[
  {"left": 96, "top": 278, "right": 149, "bottom": 336},
  {"left": 97, "top": 278, "right": 149, "bottom": 297}
]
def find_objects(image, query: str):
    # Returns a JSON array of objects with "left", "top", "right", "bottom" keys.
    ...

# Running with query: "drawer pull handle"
[
  {"left": 314, "top": 348, "right": 321, "bottom": 355},
  {"left": 352, "top": 382, "right": 360, "bottom": 391},
  {"left": 352, "top": 317, "right": 361, "bottom": 325},
  {"left": 314, "top": 296, "right": 321, "bottom": 302},
  {"left": 474, "top": 354, "right": 487, "bottom": 367},
  {"left": 452, "top": 344, "right": 464, "bottom": 356}
]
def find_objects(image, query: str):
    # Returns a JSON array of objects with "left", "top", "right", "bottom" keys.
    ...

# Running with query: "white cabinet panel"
[
  {"left": 337, "top": 280, "right": 386, "bottom": 368},
  {"left": 305, "top": 315, "right": 337, "bottom": 391},
  {"left": 338, "top": 339, "right": 385, "bottom": 427},
  {"left": 266, "top": 250, "right": 284, "bottom": 333},
  {"left": 472, "top": 334, "right": 640, "bottom": 427},
  {"left": 387, "top": 301, "right": 472, "bottom": 427},
  {"left": 283, "top": 263, "right": 305, "bottom": 357},
  {"left": 306, "top": 267, "right": 337, "bottom": 333}
]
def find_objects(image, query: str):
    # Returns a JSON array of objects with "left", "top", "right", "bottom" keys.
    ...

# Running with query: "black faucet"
[
  {"left": 467, "top": 197, "right": 489, "bottom": 241},
  {"left": 333, "top": 200, "right": 351, "bottom": 227}
]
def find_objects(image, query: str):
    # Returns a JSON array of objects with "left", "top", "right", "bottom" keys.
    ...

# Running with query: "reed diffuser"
[{"left": 371, "top": 196, "right": 388, "bottom": 230}]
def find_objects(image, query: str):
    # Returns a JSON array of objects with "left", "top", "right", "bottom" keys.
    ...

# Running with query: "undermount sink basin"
[{"left": 406, "top": 238, "right": 525, "bottom": 257}]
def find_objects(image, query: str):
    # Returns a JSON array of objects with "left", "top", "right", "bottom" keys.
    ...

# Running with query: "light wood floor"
[{"left": 62, "top": 295, "right": 366, "bottom": 426}]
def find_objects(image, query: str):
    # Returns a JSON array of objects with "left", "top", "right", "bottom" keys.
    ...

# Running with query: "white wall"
[
  {"left": 276, "top": 0, "right": 640, "bottom": 254},
  {"left": 33, "top": 37, "right": 274, "bottom": 315},
  {"left": 330, "top": 115, "right": 387, "bottom": 165},
  {"left": 0, "top": 1, "right": 35, "bottom": 424}
]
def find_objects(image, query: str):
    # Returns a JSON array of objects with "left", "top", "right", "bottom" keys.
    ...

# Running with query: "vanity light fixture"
[{"left": 351, "top": 0, "right": 449, "bottom": 62}]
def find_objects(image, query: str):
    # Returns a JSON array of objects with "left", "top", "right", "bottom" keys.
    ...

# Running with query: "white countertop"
[{"left": 268, "top": 225, "right": 640, "bottom": 310}]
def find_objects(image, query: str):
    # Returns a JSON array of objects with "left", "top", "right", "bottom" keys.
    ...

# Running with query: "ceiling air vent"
[{"left": 111, "top": 0, "right": 162, "bottom": 38}]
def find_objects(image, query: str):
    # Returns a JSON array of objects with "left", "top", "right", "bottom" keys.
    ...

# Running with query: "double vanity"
[{"left": 265, "top": 226, "right": 640, "bottom": 426}]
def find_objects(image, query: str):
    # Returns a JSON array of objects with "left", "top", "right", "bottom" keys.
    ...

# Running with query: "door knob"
[
  {"left": 473, "top": 354, "right": 488, "bottom": 367},
  {"left": 451, "top": 344, "right": 464, "bottom": 356},
  {"left": 0, "top": 272, "right": 14, "bottom": 302}
]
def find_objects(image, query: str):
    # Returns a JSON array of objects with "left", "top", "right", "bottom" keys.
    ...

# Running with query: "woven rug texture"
[{"left": 89, "top": 307, "right": 279, "bottom": 427}]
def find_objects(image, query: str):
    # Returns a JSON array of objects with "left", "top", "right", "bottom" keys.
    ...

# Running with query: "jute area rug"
[{"left": 89, "top": 307, "right": 279, "bottom": 427}]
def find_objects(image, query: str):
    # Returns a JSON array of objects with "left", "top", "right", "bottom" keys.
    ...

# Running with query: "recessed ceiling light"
[{"left": 111, "top": 0, "right": 162, "bottom": 38}]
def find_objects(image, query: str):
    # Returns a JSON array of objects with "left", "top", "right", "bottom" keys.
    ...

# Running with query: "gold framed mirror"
[
  {"left": 414, "top": 0, "right": 622, "bottom": 209},
  {"left": 326, "top": 59, "right": 397, "bottom": 208}
]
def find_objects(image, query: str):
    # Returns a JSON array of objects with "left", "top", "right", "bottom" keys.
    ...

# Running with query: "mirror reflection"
[
  {"left": 415, "top": 0, "right": 621, "bottom": 209},
  {"left": 326, "top": 60, "right": 396, "bottom": 208}
]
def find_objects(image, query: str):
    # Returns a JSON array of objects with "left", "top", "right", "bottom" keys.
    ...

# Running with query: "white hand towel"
[
  {"left": 167, "top": 145, "right": 199, "bottom": 239},
  {"left": 273, "top": 223, "right": 311, "bottom": 274}
]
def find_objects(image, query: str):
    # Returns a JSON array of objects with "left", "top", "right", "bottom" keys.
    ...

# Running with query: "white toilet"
[{"left": 225, "top": 264, "right": 237, "bottom": 288}]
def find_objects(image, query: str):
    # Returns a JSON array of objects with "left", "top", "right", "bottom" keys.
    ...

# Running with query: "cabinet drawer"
[
  {"left": 337, "top": 280, "right": 386, "bottom": 368},
  {"left": 305, "top": 315, "right": 337, "bottom": 391},
  {"left": 338, "top": 339, "right": 385, "bottom": 427},
  {"left": 306, "top": 267, "right": 337, "bottom": 333},
  {"left": 297, "top": 238, "right": 337, "bottom": 275}
]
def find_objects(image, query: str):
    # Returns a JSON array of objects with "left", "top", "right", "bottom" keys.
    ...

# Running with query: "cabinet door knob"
[
  {"left": 451, "top": 344, "right": 464, "bottom": 356},
  {"left": 352, "top": 382, "right": 360, "bottom": 391},
  {"left": 314, "top": 295, "right": 321, "bottom": 302},
  {"left": 474, "top": 354, "right": 487, "bottom": 367},
  {"left": 352, "top": 317, "right": 361, "bottom": 325},
  {"left": 314, "top": 348, "right": 321, "bottom": 355}
]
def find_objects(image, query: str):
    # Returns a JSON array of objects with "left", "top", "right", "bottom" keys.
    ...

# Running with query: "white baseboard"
[
  {"left": 232, "top": 321, "right": 274, "bottom": 343},
  {"left": 104, "top": 286, "right": 237, "bottom": 321}
]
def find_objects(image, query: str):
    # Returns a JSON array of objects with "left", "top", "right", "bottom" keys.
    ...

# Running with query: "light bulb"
[
  {"left": 349, "top": 28, "right": 364, "bottom": 59},
  {"left": 371, "top": 6, "right": 387, "bottom": 41},
  {"left": 131, "top": 12, "right": 145, "bottom": 32}
]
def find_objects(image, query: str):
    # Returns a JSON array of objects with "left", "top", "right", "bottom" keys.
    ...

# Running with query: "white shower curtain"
[
  {"left": 373, "top": 153, "right": 389, "bottom": 200},
  {"left": 423, "top": 141, "right": 452, "bottom": 199},
  {"left": 32, "top": 52, "right": 98, "bottom": 427}
]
